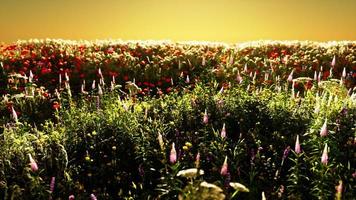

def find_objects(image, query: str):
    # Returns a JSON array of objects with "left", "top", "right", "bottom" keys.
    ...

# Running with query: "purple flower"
[
  {"left": 50, "top": 177, "right": 55, "bottom": 193},
  {"left": 282, "top": 146, "right": 291, "bottom": 160},
  {"left": 170, "top": 143, "right": 177, "bottom": 164}
]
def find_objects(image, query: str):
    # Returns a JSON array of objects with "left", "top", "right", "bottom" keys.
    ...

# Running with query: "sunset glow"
[{"left": 1, "top": 0, "right": 356, "bottom": 43}]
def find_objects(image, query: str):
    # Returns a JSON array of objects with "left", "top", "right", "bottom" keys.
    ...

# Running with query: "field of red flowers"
[{"left": 0, "top": 40, "right": 355, "bottom": 199}]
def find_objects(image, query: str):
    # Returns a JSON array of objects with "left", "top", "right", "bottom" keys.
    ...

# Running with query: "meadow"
[{"left": 0, "top": 40, "right": 355, "bottom": 199}]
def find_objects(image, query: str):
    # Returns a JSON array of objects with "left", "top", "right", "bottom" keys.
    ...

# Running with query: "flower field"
[{"left": 0, "top": 39, "right": 355, "bottom": 199}]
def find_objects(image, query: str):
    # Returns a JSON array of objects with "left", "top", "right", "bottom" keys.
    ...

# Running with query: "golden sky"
[{"left": 1, "top": 0, "right": 356, "bottom": 43}]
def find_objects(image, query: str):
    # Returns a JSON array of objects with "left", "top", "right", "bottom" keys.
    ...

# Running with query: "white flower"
[
  {"left": 229, "top": 182, "right": 250, "bottom": 192},
  {"left": 177, "top": 168, "right": 204, "bottom": 178}
]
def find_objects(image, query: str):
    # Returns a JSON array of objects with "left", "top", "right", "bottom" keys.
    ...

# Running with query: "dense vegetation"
[{"left": 0, "top": 40, "right": 355, "bottom": 199}]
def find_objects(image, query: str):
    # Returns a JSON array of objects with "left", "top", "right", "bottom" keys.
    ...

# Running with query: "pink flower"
[
  {"left": 335, "top": 180, "right": 343, "bottom": 200},
  {"left": 170, "top": 143, "right": 177, "bottom": 164},
  {"left": 90, "top": 194, "right": 97, "bottom": 200},
  {"left": 236, "top": 70, "right": 243, "bottom": 84},
  {"left": 50, "top": 176, "right": 55, "bottom": 192},
  {"left": 287, "top": 70, "right": 294, "bottom": 82},
  {"left": 314, "top": 71, "right": 317, "bottom": 81},
  {"left": 68, "top": 195, "right": 75, "bottom": 200},
  {"left": 320, "top": 119, "right": 328, "bottom": 137},
  {"left": 28, "top": 154, "right": 38, "bottom": 172},
  {"left": 331, "top": 55, "right": 336, "bottom": 67},
  {"left": 321, "top": 143, "right": 328, "bottom": 165},
  {"left": 342, "top": 67, "right": 346, "bottom": 78},
  {"left": 203, "top": 109, "right": 208, "bottom": 124},
  {"left": 220, "top": 123, "right": 226, "bottom": 138},
  {"left": 11, "top": 106, "right": 18, "bottom": 123},
  {"left": 195, "top": 152, "right": 200, "bottom": 168},
  {"left": 186, "top": 75, "right": 190, "bottom": 84},
  {"left": 295, "top": 135, "right": 301, "bottom": 154},
  {"left": 220, "top": 156, "right": 228, "bottom": 176}
]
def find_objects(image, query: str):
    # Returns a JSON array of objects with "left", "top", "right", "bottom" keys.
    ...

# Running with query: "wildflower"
[
  {"left": 295, "top": 135, "right": 301, "bottom": 154},
  {"left": 331, "top": 55, "right": 336, "bottom": 67},
  {"left": 177, "top": 168, "right": 204, "bottom": 178},
  {"left": 98, "top": 85, "right": 103, "bottom": 96},
  {"left": 220, "top": 156, "right": 228, "bottom": 176},
  {"left": 11, "top": 106, "right": 18, "bottom": 123},
  {"left": 262, "top": 191, "right": 266, "bottom": 200},
  {"left": 200, "top": 181, "right": 223, "bottom": 192},
  {"left": 50, "top": 176, "right": 55, "bottom": 193},
  {"left": 28, "top": 154, "right": 38, "bottom": 172},
  {"left": 229, "top": 182, "right": 250, "bottom": 192},
  {"left": 236, "top": 70, "right": 243, "bottom": 83},
  {"left": 335, "top": 180, "right": 343, "bottom": 200},
  {"left": 219, "top": 86, "right": 224, "bottom": 94},
  {"left": 186, "top": 75, "right": 190, "bottom": 83},
  {"left": 282, "top": 146, "right": 291, "bottom": 160},
  {"left": 195, "top": 152, "right": 200, "bottom": 168},
  {"left": 321, "top": 143, "right": 328, "bottom": 165},
  {"left": 90, "top": 194, "right": 97, "bottom": 200},
  {"left": 287, "top": 70, "right": 294, "bottom": 82},
  {"left": 65, "top": 72, "right": 69, "bottom": 82},
  {"left": 29, "top": 70, "right": 33, "bottom": 83},
  {"left": 92, "top": 80, "right": 96, "bottom": 90},
  {"left": 220, "top": 123, "right": 226, "bottom": 138},
  {"left": 68, "top": 195, "right": 75, "bottom": 200},
  {"left": 157, "top": 132, "right": 164, "bottom": 150},
  {"left": 203, "top": 109, "right": 208, "bottom": 124},
  {"left": 170, "top": 143, "right": 177, "bottom": 164},
  {"left": 342, "top": 67, "right": 346, "bottom": 78},
  {"left": 314, "top": 71, "right": 317, "bottom": 81},
  {"left": 320, "top": 119, "right": 328, "bottom": 137}
]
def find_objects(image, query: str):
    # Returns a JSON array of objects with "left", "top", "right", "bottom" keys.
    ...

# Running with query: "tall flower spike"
[
  {"left": 321, "top": 143, "right": 328, "bottom": 165},
  {"left": 90, "top": 194, "right": 97, "bottom": 200},
  {"left": 98, "top": 85, "right": 103, "bottom": 96},
  {"left": 295, "top": 135, "right": 301, "bottom": 154},
  {"left": 157, "top": 132, "right": 164, "bottom": 150},
  {"left": 320, "top": 119, "right": 328, "bottom": 137},
  {"left": 314, "top": 71, "right": 317, "bottom": 81},
  {"left": 186, "top": 75, "right": 190, "bottom": 84},
  {"left": 331, "top": 55, "right": 336, "bottom": 67},
  {"left": 287, "top": 70, "right": 294, "bottom": 82},
  {"left": 335, "top": 180, "right": 343, "bottom": 200},
  {"left": 195, "top": 152, "right": 200, "bottom": 168},
  {"left": 170, "top": 143, "right": 177, "bottom": 164},
  {"left": 50, "top": 176, "right": 56, "bottom": 193},
  {"left": 28, "top": 154, "right": 38, "bottom": 172},
  {"left": 11, "top": 106, "right": 18, "bottom": 123},
  {"left": 236, "top": 70, "right": 242, "bottom": 84},
  {"left": 203, "top": 109, "right": 209, "bottom": 124},
  {"left": 221, "top": 123, "right": 226, "bottom": 138},
  {"left": 220, "top": 156, "right": 228, "bottom": 176},
  {"left": 342, "top": 67, "right": 346, "bottom": 78}
]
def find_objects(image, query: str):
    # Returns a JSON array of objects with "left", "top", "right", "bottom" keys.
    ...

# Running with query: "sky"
[{"left": 1, "top": 0, "right": 356, "bottom": 44}]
